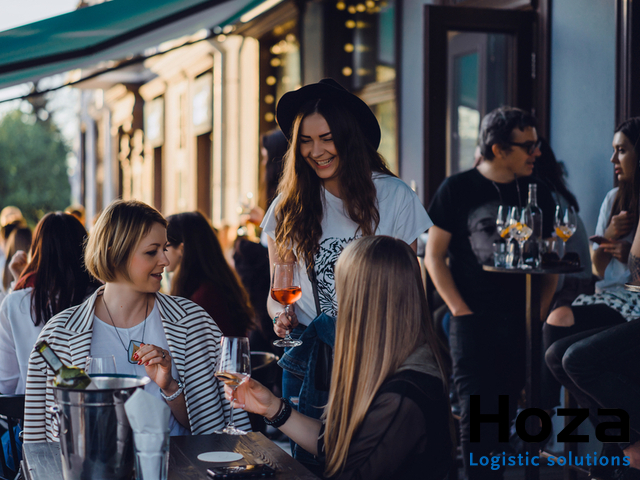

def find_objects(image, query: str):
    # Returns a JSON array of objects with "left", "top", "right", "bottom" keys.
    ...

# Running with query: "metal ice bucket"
[{"left": 49, "top": 375, "right": 150, "bottom": 480}]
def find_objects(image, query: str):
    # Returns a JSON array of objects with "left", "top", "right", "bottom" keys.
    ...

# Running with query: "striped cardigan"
[{"left": 23, "top": 286, "right": 251, "bottom": 442}]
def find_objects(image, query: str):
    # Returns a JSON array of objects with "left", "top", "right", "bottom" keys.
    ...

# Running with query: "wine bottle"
[
  {"left": 524, "top": 184, "right": 543, "bottom": 268},
  {"left": 35, "top": 340, "right": 92, "bottom": 390}
]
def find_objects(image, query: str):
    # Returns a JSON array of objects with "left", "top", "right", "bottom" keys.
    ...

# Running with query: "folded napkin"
[{"left": 125, "top": 389, "right": 171, "bottom": 480}]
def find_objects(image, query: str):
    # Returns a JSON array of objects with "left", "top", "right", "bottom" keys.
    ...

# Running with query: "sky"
[{"left": 0, "top": 0, "right": 79, "bottom": 31}]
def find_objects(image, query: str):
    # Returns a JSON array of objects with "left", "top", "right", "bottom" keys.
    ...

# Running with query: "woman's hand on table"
[
  {"left": 133, "top": 343, "right": 173, "bottom": 391},
  {"left": 273, "top": 309, "right": 299, "bottom": 338},
  {"left": 600, "top": 240, "right": 632, "bottom": 264},
  {"left": 224, "top": 378, "right": 280, "bottom": 418},
  {"left": 605, "top": 211, "right": 634, "bottom": 239}
]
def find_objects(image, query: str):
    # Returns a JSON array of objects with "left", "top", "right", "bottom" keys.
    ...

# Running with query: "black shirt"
[{"left": 428, "top": 168, "right": 556, "bottom": 314}]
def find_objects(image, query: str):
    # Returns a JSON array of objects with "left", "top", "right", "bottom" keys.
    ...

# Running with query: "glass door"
[{"left": 423, "top": 5, "right": 534, "bottom": 202}]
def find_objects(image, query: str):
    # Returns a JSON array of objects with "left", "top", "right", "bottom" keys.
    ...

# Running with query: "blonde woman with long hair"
[{"left": 226, "top": 236, "right": 453, "bottom": 479}]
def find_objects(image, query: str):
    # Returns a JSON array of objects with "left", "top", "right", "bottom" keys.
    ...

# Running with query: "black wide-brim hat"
[{"left": 276, "top": 78, "right": 381, "bottom": 150}]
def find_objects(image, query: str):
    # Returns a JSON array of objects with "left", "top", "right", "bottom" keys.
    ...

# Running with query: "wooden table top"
[{"left": 22, "top": 433, "right": 318, "bottom": 480}]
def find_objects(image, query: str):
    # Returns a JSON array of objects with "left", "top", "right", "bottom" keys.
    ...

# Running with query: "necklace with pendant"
[{"left": 102, "top": 295, "right": 149, "bottom": 364}]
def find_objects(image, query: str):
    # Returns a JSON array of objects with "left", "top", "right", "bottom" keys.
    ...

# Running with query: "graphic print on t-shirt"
[
  {"left": 314, "top": 236, "right": 357, "bottom": 316},
  {"left": 467, "top": 200, "right": 501, "bottom": 266}
]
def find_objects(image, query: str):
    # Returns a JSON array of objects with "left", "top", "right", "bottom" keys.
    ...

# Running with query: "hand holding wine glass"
[
  {"left": 271, "top": 262, "right": 303, "bottom": 348},
  {"left": 215, "top": 337, "right": 251, "bottom": 435}
]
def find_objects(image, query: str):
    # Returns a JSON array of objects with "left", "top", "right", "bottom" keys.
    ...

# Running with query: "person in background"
[
  {"left": 426, "top": 106, "right": 557, "bottom": 480},
  {"left": 0, "top": 213, "right": 99, "bottom": 470},
  {"left": 24, "top": 200, "right": 250, "bottom": 442},
  {"left": 234, "top": 129, "right": 288, "bottom": 354},
  {"left": 548, "top": 208, "right": 640, "bottom": 480},
  {"left": 0, "top": 212, "right": 97, "bottom": 394},
  {"left": 1, "top": 225, "right": 32, "bottom": 300},
  {"left": 166, "top": 211, "right": 254, "bottom": 337},
  {"left": 0, "top": 206, "right": 26, "bottom": 293},
  {"left": 0, "top": 206, "right": 24, "bottom": 232},
  {"left": 227, "top": 236, "right": 453, "bottom": 480},
  {"left": 545, "top": 117, "right": 640, "bottom": 479},
  {"left": 261, "top": 78, "right": 431, "bottom": 470},
  {"left": 533, "top": 138, "right": 594, "bottom": 411},
  {"left": 65, "top": 204, "right": 86, "bottom": 226}
]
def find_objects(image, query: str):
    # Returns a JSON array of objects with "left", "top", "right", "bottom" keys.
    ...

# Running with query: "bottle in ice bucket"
[{"left": 35, "top": 340, "right": 92, "bottom": 389}]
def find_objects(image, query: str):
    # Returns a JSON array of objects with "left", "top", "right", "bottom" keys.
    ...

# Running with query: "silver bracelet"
[{"left": 160, "top": 379, "right": 184, "bottom": 402}]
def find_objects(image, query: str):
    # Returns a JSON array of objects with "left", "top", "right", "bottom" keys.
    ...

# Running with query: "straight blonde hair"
[
  {"left": 324, "top": 236, "right": 446, "bottom": 477},
  {"left": 85, "top": 200, "right": 167, "bottom": 282}
]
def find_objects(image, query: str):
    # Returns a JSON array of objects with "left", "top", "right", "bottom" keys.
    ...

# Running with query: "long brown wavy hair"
[
  {"left": 275, "top": 98, "right": 394, "bottom": 267},
  {"left": 167, "top": 212, "right": 255, "bottom": 334},
  {"left": 610, "top": 117, "right": 640, "bottom": 228},
  {"left": 324, "top": 236, "right": 450, "bottom": 477},
  {"left": 17, "top": 212, "right": 100, "bottom": 326}
]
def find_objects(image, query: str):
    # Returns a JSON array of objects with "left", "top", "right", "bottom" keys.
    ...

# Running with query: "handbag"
[{"left": 308, "top": 262, "right": 333, "bottom": 392}]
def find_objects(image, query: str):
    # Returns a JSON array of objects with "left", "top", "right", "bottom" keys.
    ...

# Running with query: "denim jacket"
[{"left": 277, "top": 312, "right": 336, "bottom": 420}]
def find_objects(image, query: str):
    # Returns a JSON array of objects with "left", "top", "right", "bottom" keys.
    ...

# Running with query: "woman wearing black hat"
[{"left": 260, "top": 79, "right": 432, "bottom": 467}]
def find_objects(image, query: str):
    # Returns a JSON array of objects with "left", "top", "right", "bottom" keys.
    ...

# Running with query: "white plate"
[{"left": 197, "top": 452, "right": 244, "bottom": 463}]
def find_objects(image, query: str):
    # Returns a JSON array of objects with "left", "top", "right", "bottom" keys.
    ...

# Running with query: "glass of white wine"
[
  {"left": 214, "top": 336, "right": 251, "bottom": 435},
  {"left": 555, "top": 205, "right": 577, "bottom": 257}
]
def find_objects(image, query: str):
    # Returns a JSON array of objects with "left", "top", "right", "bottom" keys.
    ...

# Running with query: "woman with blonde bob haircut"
[
  {"left": 226, "top": 236, "right": 453, "bottom": 479},
  {"left": 24, "top": 200, "right": 250, "bottom": 442}
]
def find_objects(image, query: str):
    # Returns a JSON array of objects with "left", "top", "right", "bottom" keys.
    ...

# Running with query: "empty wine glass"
[
  {"left": 85, "top": 355, "right": 117, "bottom": 375},
  {"left": 214, "top": 337, "right": 251, "bottom": 435},
  {"left": 271, "top": 262, "right": 303, "bottom": 348}
]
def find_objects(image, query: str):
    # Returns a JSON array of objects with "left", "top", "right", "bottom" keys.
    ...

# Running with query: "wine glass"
[
  {"left": 555, "top": 205, "right": 577, "bottom": 257},
  {"left": 271, "top": 263, "right": 303, "bottom": 348},
  {"left": 505, "top": 206, "right": 521, "bottom": 268},
  {"left": 496, "top": 205, "right": 510, "bottom": 239},
  {"left": 510, "top": 207, "right": 533, "bottom": 269},
  {"left": 85, "top": 355, "right": 117, "bottom": 375},
  {"left": 215, "top": 337, "right": 251, "bottom": 435}
]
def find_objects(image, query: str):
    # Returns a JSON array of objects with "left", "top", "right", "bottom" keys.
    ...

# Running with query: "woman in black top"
[{"left": 225, "top": 236, "right": 453, "bottom": 480}]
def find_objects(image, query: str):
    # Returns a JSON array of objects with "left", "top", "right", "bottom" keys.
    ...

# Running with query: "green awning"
[{"left": 0, "top": 0, "right": 257, "bottom": 89}]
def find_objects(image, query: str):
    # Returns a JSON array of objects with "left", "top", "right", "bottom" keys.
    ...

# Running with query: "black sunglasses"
[{"left": 504, "top": 139, "right": 542, "bottom": 155}]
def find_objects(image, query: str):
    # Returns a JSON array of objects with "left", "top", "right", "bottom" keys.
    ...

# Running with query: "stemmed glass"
[
  {"left": 496, "top": 205, "right": 510, "bottom": 239},
  {"left": 509, "top": 207, "right": 533, "bottom": 269},
  {"left": 271, "top": 262, "right": 303, "bottom": 348},
  {"left": 555, "top": 205, "right": 577, "bottom": 257},
  {"left": 215, "top": 337, "right": 251, "bottom": 435}
]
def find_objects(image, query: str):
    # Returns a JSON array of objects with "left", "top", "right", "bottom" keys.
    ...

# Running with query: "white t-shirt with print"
[
  {"left": 261, "top": 173, "right": 433, "bottom": 326},
  {"left": 91, "top": 300, "right": 191, "bottom": 436}
]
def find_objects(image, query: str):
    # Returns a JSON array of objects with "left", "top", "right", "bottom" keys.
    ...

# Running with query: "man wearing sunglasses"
[{"left": 426, "top": 106, "right": 557, "bottom": 480}]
